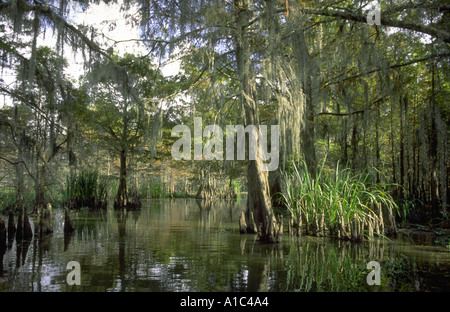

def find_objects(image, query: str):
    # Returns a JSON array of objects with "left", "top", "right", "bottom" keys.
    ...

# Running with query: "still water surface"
[{"left": 1, "top": 198, "right": 449, "bottom": 292}]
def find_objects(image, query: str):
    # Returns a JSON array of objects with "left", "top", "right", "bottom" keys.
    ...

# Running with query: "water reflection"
[{"left": 0, "top": 198, "right": 449, "bottom": 292}]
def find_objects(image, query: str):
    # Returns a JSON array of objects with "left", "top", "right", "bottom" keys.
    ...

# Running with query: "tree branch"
[
  {"left": 313, "top": 97, "right": 384, "bottom": 118},
  {"left": 300, "top": 7, "right": 450, "bottom": 43},
  {"left": 323, "top": 52, "right": 450, "bottom": 89},
  {"left": 0, "top": 156, "right": 36, "bottom": 181},
  {"left": 12, "top": 0, "right": 145, "bottom": 107}
]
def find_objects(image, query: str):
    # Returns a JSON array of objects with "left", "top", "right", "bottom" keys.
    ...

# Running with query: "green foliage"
[
  {"left": 280, "top": 158, "right": 399, "bottom": 239},
  {"left": 0, "top": 188, "right": 16, "bottom": 212},
  {"left": 384, "top": 255, "right": 419, "bottom": 292},
  {"left": 45, "top": 183, "right": 65, "bottom": 208},
  {"left": 148, "top": 181, "right": 164, "bottom": 198},
  {"left": 0, "top": 188, "right": 35, "bottom": 213},
  {"left": 399, "top": 198, "right": 422, "bottom": 225},
  {"left": 231, "top": 180, "right": 243, "bottom": 194},
  {"left": 138, "top": 180, "right": 195, "bottom": 199},
  {"left": 64, "top": 169, "right": 108, "bottom": 210}
]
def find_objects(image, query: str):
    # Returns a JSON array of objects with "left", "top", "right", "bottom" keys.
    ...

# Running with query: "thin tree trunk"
[
  {"left": 14, "top": 105, "right": 25, "bottom": 211},
  {"left": 67, "top": 119, "right": 76, "bottom": 171},
  {"left": 399, "top": 95, "right": 405, "bottom": 200},
  {"left": 390, "top": 99, "right": 397, "bottom": 193},
  {"left": 34, "top": 161, "right": 46, "bottom": 214},
  {"left": 375, "top": 102, "right": 380, "bottom": 184},
  {"left": 115, "top": 148, "right": 128, "bottom": 209},
  {"left": 429, "top": 64, "right": 440, "bottom": 217},
  {"left": 302, "top": 96, "right": 317, "bottom": 176},
  {"left": 292, "top": 27, "right": 317, "bottom": 175}
]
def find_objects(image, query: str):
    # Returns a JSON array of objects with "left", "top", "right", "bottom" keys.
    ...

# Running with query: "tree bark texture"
[{"left": 234, "top": 0, "right": 279, "bottom": 243}]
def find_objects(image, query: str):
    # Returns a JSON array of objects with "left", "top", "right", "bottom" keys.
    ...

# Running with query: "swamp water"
[{"left": 0, "top": 198, "right": 449, "bottom": 292}]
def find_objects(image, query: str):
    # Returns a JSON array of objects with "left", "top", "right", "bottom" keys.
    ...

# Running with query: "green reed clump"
[
  {"left": 280, "top": 160, "right": 399, "bottom": 241},
  {"left": 149, "top": 182, "right": 165, "bottom": 198},
  {"left": 64, "top": 169, "right": 108, "bottom": 210}
]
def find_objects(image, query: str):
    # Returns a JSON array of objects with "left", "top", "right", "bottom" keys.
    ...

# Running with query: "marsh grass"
[
  {"left": 148, "top": 181, "right": 165, "bottom": 198},
  {"left": 64, "top": 169, "right": 108, "bottom": 210},
  {"left": 138, "top": 181, "right": 172, "bottom": 198},
  {"left": 280, "top": 159, "right": 399, "bottom": 241}
]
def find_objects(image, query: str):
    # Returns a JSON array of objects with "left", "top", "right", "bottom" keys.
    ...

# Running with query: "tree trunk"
[
  {"left": 67, "top": 119, "right": 77, "bottom": 172},
  {"left": 8, "top": 210, "right": 16, "bottom": 247},
  {"left": 13, "top": 105, "right": 25, "bottom": 211},
  {"left": 390, "top": 99, "right": 397, "bottom": 187},
  {"left": 33, "top": 157, "right": 46, "bottom": 215},
  {"left": 301, "top": 96, "right": 317, "bottom": 176},
  {"left": 375, "top": 102, "right": 380, "bottom": 183},
  {"left": 234, "top": 0, "right": 279, "bottom": 243},
  {"left": 292, "top": 26, "right": 317, "bottom": 175},
  {"left": 16, "top": 206, "right": 33, "bottom": 242},
  {"left": 399, "top": 95, "right": 405, "bottom": 200},
  {"left": 37, "top": 203, "right": 53, "bottom": 238},
  {"left": 429, "top": 64, "right": 442, "bottom": 218},
  {"left": 114, "top": 148, "right": 129, "bottom": 209}
]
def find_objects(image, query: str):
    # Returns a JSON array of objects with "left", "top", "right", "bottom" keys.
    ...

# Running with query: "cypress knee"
[{"left": 64, "top": 208, "right": 75, "bottom": 234}]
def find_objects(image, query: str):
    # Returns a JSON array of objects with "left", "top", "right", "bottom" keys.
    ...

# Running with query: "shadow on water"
[{"left": 0, "top": 198, "right": 449, "bottom": 291}]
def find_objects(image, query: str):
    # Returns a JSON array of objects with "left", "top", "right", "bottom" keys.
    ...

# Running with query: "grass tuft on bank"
[{"left": 279, "top": 159, "right": 399, "bottom": 241}]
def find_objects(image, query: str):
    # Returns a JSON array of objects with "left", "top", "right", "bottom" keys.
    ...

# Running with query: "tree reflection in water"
[{"left": 0, "top": 199, "right": 448, "bottom": 291}]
